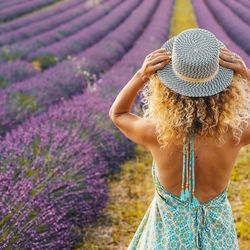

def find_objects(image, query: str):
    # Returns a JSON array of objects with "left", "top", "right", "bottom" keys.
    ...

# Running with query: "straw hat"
[{"left": 156, "top": 28, "right": 234, "bottom": 97}]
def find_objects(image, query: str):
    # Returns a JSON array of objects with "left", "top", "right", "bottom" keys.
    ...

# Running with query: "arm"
[
  {"left": 219, "top": 48, "right": 250, "bottom": 147},
  {"left": 109, "top": 70, "right": 157, "bottom": 148},
  {"left": 109, "top": 48, "right": 171, "bottom": 148}
]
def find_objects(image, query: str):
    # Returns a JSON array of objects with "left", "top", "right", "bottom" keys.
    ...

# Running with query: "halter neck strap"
[{"left": 181, "top": 131, "right": 199, "bottom": 208}]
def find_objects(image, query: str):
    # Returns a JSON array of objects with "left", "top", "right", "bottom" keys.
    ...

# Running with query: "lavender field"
[{"left": 0, "top": 0, "right": 249, "bottom": 248}]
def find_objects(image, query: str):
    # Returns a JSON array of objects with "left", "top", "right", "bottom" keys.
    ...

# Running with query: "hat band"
[{"left": 172, "top": 64, "right": 219, "bottom": 83}]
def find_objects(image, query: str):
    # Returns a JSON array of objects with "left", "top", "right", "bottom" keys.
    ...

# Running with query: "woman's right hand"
[{"left": 219, "top": 47, "right": 250, "bottom": 82}]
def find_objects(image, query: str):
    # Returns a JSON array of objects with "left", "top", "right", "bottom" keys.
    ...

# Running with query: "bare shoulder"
[
  {"left": 147, "top": 118, "right": 250, "bottom": 151},
  {"left": 223, "top": 119, "right": 250, "bottom": 148},
  {"left": 238, "top": 118, "right": 250, "bottom": 147}
]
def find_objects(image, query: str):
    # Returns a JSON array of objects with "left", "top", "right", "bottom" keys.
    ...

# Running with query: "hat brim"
[{"left": 156, "top": 36, "right": 234, "bottom": 97}]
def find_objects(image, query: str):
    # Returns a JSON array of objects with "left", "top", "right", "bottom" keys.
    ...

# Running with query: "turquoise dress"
[{"left": 128, "top": 134, "right": 239, "bottom": 249}]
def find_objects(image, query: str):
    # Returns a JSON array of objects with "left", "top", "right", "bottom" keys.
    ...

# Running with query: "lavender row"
[
  {"left": 0, "top": 111, "right": 110, "bottom": 248},
  {"left": 239, "top": 0, "right": 250, "bottom": 9},
  {"left": 1, "top": 0, "right": 121, "bottom": 61},
  {"left": 0, "top": 0, "right": 155, "bottom": 134},
  {"left": 205, "top": 0, "right": 250, "bottom": 55},
  {"left": 1, "top": 0, "right": 137, "bottom": 63},
  {"left": 0, "top": 0, "right": 174, "bottom": 246},
  {"left": 0, "top": 0, "right": 99, "bottom": 46},
  {"left": 0, "top": 89, "right": 134, "bottom": 249},
  {"left": 221, "top": 0, "right": 250, "bottom": 25},
  {"left": 28, "top": 0, "right": 141, "bottom": 62},
  {"left": 97, "top": 0, "right": 174, "bottom": 106},
  {"left": 0, "top": 0, "right": 61, "bottom": 22},
  {"left": 0, "top": 0, "right": 30, "bottom": 11},
  {"left": 0, "top": 60, "right": 38, "bottom": 89},
  {"left": 0, "top": 0, "right": 85, "bottom": 34},
  {"left": 191, "top": 0, "right": 250, "bottom": 67}
]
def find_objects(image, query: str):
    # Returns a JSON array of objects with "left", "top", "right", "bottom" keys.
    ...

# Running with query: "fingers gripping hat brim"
[{"left": 156, "top": 36, "right": 234, "bottom": 97}]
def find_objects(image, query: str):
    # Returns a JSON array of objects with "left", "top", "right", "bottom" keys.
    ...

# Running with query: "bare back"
[{"left": 148, "top": 127, "right": 245, "bottom": 204}]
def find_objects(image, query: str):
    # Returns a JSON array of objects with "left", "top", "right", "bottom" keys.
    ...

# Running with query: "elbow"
[
  {"left": 109, "top": 108, "right": 114, "bottom": 120},
  {"left": 109, "top": 110, "right": 121, "bottom": 123}
]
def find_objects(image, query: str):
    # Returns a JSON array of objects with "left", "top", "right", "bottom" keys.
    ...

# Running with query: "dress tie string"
[{"left": 195, "top": 205, "right": 210, "bottom": 249}]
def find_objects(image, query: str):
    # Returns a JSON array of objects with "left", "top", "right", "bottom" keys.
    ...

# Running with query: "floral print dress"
[{"left": 128, "top": 134, "right": 239, "bottom": 249}]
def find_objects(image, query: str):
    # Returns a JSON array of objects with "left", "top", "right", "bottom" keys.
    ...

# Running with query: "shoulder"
[
  {"left": 238, "top": 118, "right": 250, "bottom": 147},
  {"left": 222, "top": 119, "right": 250, "bottom": 148}
]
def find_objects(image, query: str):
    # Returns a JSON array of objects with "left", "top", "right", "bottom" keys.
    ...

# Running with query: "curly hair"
[{"left": 140, "top": 73, "right": 250, "bottom": 151}]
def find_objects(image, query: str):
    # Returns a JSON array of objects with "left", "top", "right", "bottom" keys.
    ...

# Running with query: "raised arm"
[{"left": 219, "top": 47, "right": 250, "bottom": 147}]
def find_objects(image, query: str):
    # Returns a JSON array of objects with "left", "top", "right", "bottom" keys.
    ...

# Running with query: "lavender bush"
[
  {"left": 0, "top": 0, "right": 157, "bottom": 135},
  {"left": 0, "top": 0, "right": 85, "bottom": 34},
  {"left": 0, "top": 117, "right": 109, "bottom": 248},
  {"left": 0, "top": 0, "right": 95, "bottom": 46},
  {"left": 221, "top": 0, "right": 250, "bottom": 25},
  {"left": 0, "top": 0, "right": 31, "bottom": 10},
  {"left": 0, "top": 0, "right": 174, "bottom": 246},
  {"left": 0, "top": 60, "right": 37, "bottom": 89},
  {"left": 191, "top": 0, "right": 250, "bottom": 67},
  {"left": 1, "top": 0, "right": 121, "bottom": 61},
  {"left": 29, "top": 0, "right": 142, "bottom": 62},
  {"left": 205, "top": 0, "right": 250, "bottom": 54},
  {"left": 0, "top": 0, "right": 60, "bottom": 22},
  {"left": 238, "top": 0, "right": 250, "bottom": 9},
  {"left": 97, "top": 0, "right": 175, "bottom": 107},
  {"left": 0, "top": 88, "right": 135, "bottom": 248}
]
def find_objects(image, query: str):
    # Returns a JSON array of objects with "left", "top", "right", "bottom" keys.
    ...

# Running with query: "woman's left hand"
[{"left": 138, "top": 48, "right": 171, "bottom": 83}]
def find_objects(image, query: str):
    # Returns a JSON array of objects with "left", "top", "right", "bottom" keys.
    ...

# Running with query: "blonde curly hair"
[{"left": 140, "top": 73, "right": 249, "bottom": 151}]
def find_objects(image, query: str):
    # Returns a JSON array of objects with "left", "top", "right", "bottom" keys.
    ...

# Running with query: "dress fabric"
[{"left": 127, "top": 160, "right": 239, "bottom": 250}]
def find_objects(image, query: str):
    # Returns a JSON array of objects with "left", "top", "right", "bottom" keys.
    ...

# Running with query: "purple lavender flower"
[
  {"left": 0, "top": 61, "right": 37, "bottom": 89},
  {"left": 205, "top": 0, "right": 250, "bottom": 54},
  {"left": 0, "top": 0, "right": 159, "bottom": 134},
  {"left": 29, "top": 0, "right": 142, "bottom": 62},
  {"left": 0, "top": 0, "right": 84, "bottom": 34},
  {"left": 0, "top": 0, "right": 61, "bottom": 22},
  {"left": 0, "top": 0, "right": 28, "bottom": 10},
  {"left": 238, "top": 0, "right": 250, "bottom": 9},
  {"left": 0, "top": 0, "right": 95, "bottom": 46},
  {"left": 221, "top": 0, "right": 250, "bottom": 25},
  {"left": 0, "top": 0, "right": 122, "bottom": 60},
  {"left": 191, "top": 0, "right": 250, "bottom": 67}
]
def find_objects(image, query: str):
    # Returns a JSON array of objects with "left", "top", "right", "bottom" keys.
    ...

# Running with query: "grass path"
[
  {"left": 229, "top": 146, "right": 250, "bottom": 249},
  {"left": 168, "top": 0, "right": 197, "bottom": 38}
]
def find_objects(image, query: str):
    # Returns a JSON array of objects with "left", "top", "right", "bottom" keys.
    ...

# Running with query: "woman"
[{"left": 109, "top": 28, "right": 249, "bottom": 249}]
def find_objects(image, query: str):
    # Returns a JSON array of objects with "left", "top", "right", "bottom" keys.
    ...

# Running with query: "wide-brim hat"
[{"left": 156, "top": 28, "right": 234, "bottom": 97}]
